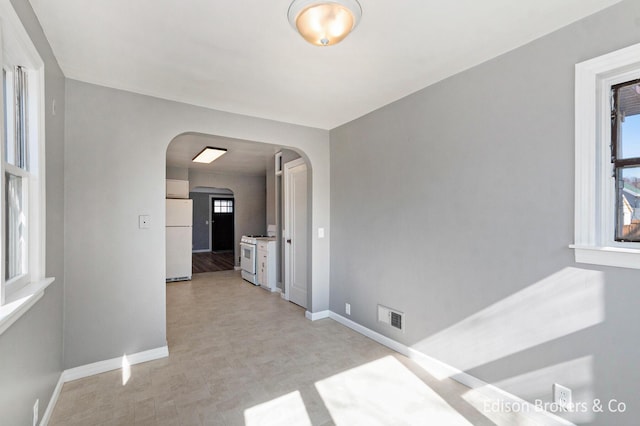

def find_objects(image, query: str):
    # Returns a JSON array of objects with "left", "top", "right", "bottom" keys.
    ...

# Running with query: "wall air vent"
[
  {"left": 390, "top": 311, "right": 402, "bottom": 330},
  {"left": 378, "top": 304, "right": 404, "bottom": 332}
]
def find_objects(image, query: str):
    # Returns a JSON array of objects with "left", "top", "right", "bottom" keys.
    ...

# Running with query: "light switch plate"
[
  {"left": 318, "top": 227, "right": 325, "bottom": 238},
  {"left": 139, "top": 215, "right": 151, "bottom": 229}
]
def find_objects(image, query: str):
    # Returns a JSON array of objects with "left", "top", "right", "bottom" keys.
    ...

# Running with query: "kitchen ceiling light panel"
[
  {"left": 288, "top": 0, "right": 362, "bottom": 46},
  {"left": 192, "top": 147, "right": 227, "bottom": 163}
]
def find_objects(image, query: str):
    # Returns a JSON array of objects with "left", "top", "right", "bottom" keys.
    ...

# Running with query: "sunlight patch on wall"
[
  {"left": 244, "top": 391, "right": 312, "bottom": 426},
  {"left": 412, "top": 267, "right": 604, "bottom": 375},
  {"left": 480, "top": 356, "right": 595, "bottom": 424},
  {"left": 315, "top": 355, "right": 473, "bottom": 425},
  {"left": 460, "top": 386, "right": 568, "bottom": 426}
]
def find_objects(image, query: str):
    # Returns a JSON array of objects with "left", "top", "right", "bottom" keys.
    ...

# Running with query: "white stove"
[
  {"left": 241, "top": 235, "right": 272, "bottom": 245},
  {"left": 240, "top": 230, "right": 276, "bottom": 285}
]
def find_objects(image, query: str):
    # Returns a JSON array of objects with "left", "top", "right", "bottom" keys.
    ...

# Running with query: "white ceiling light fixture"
[
  {"left": 288, "top": 0, "right": 362, "bottom": 47},
  {"left": 192, "top": 147, "right": 227, "bottom": 163}
]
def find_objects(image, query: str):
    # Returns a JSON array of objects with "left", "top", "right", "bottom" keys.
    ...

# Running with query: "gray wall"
[
  {"left": 166, "top": 166, "right": 189, "bottom": 180},
  {"left": 189, "top": 171, "right": 266, "bottom": 265},
  {"left": 330, "top": 1, "right": 640, "bottom": 425},
  {"left": 266, "top": 160, "right": 276, "bottom": 226},
  {"left": 0, "top": 0, "right": 66, "bottom": 424},
  {"left": 64, "top": 79, "right": 329, "bottom": 369},
  {"left": 191, "top": 192, "right": 212, "bottom": 251}
]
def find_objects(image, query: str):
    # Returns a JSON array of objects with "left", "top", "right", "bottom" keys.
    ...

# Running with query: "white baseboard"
[
  {"left": 41, "top": 345, "right": 168, "bottom": 425},
  {"left": 63, "top": 345, "right": 169, "bottom": 382},
  {"left": 234, "top": 266, "right": 242, "bottom": 271},
  {"left": 192, "top": 249, "right": 210, "bottom": 253},
  {"left": 329, "top": 312, "right": 407, "bottom": 355},
  {"left": 39, "top": 373, "right": 65, "bottom": 426},
  {"left": 305, "top": 310, "right": 330, "bottom": 321},
  {"left": 328, "top": 312, "right": 574, "bottom": 426}
]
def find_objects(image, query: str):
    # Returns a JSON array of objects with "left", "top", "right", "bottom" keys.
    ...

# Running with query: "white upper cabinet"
[{"left": 166, "top": 179, "right": 189, "bottom": 199}]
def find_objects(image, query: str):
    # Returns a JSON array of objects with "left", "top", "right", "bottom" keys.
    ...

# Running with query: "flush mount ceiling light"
[
  {"left": 192, "top": 147, "right": 227, "bottom": 164},
  {"left": 288, "top": 0, "right": 362, "bottom": 47}
]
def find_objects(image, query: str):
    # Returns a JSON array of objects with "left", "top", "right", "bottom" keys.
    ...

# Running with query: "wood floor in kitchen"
[{"left": 192, "top": 251, "right": 235, "bottom": 273}]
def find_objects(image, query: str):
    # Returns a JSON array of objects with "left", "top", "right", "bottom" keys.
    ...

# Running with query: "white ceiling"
[
  {"left": 166, "top": 133, "right": 281, "bottom": 176},
  {"left": 29, "top": 0, "right": 620, "bottom": 130}
]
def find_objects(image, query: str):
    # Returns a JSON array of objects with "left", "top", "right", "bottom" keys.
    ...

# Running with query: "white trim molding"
[
  {"left": 40, "top": 374, "right": 64, "bottom": 426},
  {"left": 305, "top": 310, "right": 329, "bottom": 321},
  {"left": 329, "top": 312, "right": 575, "bottom": 426},
  {"left": 63, "top": 346, "right": 169, "bottom": 382},
  {"left": 573, "top": 41, "right": 640, "bottom": 269},
  {"left": 0, "top": 0, "right": 49, "bottom": 325},
  {"left": 570, "top": 245, "right": 640, "bottom": 269},
  {"left": 41, "top": 345, "right": 169, "bottom": 425},
  {"left": 0, "top": 277, "right": 54, "bottom": 335}
]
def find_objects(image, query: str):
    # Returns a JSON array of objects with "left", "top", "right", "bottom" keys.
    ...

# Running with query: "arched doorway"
[{"left": 165, "top": 132, "right": 311, "bottom": 301}]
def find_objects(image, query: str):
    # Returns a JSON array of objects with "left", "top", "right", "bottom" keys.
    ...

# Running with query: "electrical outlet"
[
  {"left": 345, "top": 303, "right": 351, "bottom": 315},
  {"left": 33, "top": 399, "right": 39, "bottom": 426},
  {"left": 553, "top": 383, "right": 572, "bottom": 410}
]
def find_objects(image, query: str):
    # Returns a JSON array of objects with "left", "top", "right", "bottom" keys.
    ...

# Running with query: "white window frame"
[
  {"left": 572, "top": 42, "right": 640, "bottom": 269},
  {"left": 3, "top": 66, "right": 32, "bottom": 291},
  {"left": 0, "top": 0, "right": 53, "bottom": 335}
]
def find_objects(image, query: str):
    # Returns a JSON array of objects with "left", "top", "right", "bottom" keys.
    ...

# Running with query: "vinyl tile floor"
[{"left": 49, "top": 271, "right": 499, "bottom": 426}]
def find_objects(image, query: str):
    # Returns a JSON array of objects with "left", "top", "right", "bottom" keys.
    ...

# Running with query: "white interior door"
[{"left": 284, "top": 158, "right": 308, "bottom": 309}]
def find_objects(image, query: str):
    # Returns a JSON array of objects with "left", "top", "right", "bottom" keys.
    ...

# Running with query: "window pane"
[
  {"left": 3, "top": 68, "right": 15, "bottom": 166},
  {"left": 3, "top": 66, "right": 28, "bottom": 170},
  {"left": 617, "top": 83, "right": 640, "bottom": 159},
  {"left": 5, "top": 173, "right": 25, "bottom": 280},
  {"left": 620, "top": 113, "right": 640, "bottom": 159},
  {"left": 212, "top": 199, "right": 233, "bottom": 214},
  {"left": 15, "top": 66, "right": 28, "bottom": 170},
  {"left": 617, "top": 167, "right": 640, "bottom": 241}
]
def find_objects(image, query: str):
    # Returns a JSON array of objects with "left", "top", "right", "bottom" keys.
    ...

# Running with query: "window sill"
[
  {"left": 570, "top": 245, "right": 640, "bottom": 270},
  {"left": 0, "top": 277, "right": 55, "bottom": 335}
]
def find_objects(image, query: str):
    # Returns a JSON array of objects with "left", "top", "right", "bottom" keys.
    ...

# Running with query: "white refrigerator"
[{"left": 166, "top": 199, "right": 193, "bottom": 281}]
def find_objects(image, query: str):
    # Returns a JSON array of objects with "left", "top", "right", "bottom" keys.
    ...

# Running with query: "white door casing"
[{"left": 284, "top": 158, "right": 308, "bottom": 308}]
